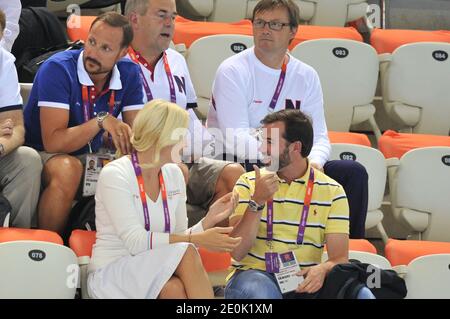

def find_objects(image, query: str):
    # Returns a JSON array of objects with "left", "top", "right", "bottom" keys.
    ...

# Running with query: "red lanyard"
[
  {"left": 268, "top": 55, "right": 288, "bottom": 110},
  {"left": 131, "top": 152, "right": 171, "bottom": 232},
  {"left": 267, "top": 167, "right": 315, "bottom": 245},
  {"left": 128, "top": 47, "right": 176, "bottom": 103},
  {"left": 81, "top": 85, "right": 115, "bottom": 123}
]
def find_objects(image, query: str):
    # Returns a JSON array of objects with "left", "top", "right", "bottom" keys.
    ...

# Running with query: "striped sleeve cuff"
[
  {"left": 148, "top": 231, "right": 170, "bottom": 249},
  {"left": 123, "top": 104, "right": 144, "bottom": 112},
  {"left": 38, "top": 101, "right": 70, "bottom": 109}
]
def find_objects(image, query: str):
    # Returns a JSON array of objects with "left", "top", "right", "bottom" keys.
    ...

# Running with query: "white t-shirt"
[
  {"left": 0, "top": 47, "right": 22, "bottom": 111},
  {"left": 126, "top": 48, "right": 213, "bottom": 159},
  {"left": 89, "top": 156, "right": 203, "bottom": 273},
  {"left": 207, "top": 47, "right": 331, "bottom": 166},
  {"left": 0, "top": 0, "right": 21, "bottom": 52}
]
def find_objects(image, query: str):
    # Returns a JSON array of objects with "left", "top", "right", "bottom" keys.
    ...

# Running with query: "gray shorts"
[
  {"left": 38, "top": 151, "right": 87, "bottom": 166},
  {"left": 186, "top": 157, "right": 232, "bottom": 227},
  {"left": 38, "top": 151, "right": 88, "bottom": 199}
]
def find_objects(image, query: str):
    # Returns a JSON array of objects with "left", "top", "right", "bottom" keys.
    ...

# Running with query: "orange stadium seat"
[
  {"left": 198, "top": 247, "right": 231, "bottom": 273},
  {"left": 378, "top": 130, "right": 450, "bottom": 159},
  {"left": 0, "top": 228, "right": 77, "bottom": 298},
  {"left": 0, "top": 227, "right": 63, "bottom": 244},
  {"left": 385, "top": 239, "right": 450, "bottom": 266},
  {"left": 371, "top": 28, "right": 450, "bottom": 54},
  {"left": 67, "top": 15, "right": 96, "bottom": 42},
  {"left": 328, "top": 131, "right": 371, "bottom": 147},
  {"left": 69, "top": 229, "right": 96, "bottom": 257},
  {"left": 348, "top": 239, "right": 377, "bottom": 254},
  {"left": 68, "top": 230, "right": 96, "bottom": 299},
  {"left": 173, "top": 16, "right": 363, "bottom": 50}
]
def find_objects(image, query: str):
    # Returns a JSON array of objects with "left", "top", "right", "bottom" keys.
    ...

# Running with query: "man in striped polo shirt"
[{"left": 226, "top": 109, "right": 374, "bottom": 299}]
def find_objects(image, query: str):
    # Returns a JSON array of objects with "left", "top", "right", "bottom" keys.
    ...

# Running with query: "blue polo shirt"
[{"left": 24, "top": 49, "right": 144, "bottom": 155}]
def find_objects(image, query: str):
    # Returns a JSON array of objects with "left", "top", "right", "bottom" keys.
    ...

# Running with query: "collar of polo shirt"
[{"left": 77, "top": 50, "right": 122, "bottom": 90}]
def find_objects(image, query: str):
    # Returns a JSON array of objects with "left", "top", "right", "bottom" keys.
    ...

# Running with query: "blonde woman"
[{"left": 88, "top": 99, "right": 241, "bottom": 299}]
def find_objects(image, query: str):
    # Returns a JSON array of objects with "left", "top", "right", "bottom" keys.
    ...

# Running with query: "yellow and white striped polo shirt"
[{"left": 229, "top": 164, "right": 349, "bottom": 277}]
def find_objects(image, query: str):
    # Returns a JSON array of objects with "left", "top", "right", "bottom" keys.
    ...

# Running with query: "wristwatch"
[
  {"left": 96, "top": 111, "right": 109, "bottom": 129},
  {"left": 248, "top": 199, "right": 265, "bottom": 212}
]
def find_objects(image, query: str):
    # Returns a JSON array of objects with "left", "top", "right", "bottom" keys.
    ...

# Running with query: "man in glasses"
[{"left": 207, "top": 0, "right": 369, "bottom": 239}]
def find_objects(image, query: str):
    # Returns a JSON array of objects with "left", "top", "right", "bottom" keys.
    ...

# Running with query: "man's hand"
[
  {"left": 295, "top": 264, "right": 328, "bottom": 294},
  {"left": 310, "top": 162, "right": 324, "bottom": 172},
  {"left": 252, "top": 165, "right": 278, "bottom": 205},
  {"left": 0, "top": 119, "right": 14, "bottom": 137},
  {"left": 102, "top": 116, "right": 132, "bottom": 155}
]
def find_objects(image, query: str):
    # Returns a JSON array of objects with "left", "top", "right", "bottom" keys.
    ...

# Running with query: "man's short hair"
[
  {"left": 124, "top": 0, "right": 150, "bottom": 17},
  {"left": 261, "top": 109, "right": 314, "bottom": 158},
  {"left": 252, "top": 0, "right": 300, "bottom": 30},
  {"left": 90, "top": 12, "right": 133, "bottom": 48},
  {"left": 0, "top": 9, "right": 5, "bottom": 33}
]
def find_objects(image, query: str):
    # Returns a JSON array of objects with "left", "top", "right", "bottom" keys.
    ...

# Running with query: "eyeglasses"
[{"left": 252, "top": 19, "right": 291, "bottom": 31}]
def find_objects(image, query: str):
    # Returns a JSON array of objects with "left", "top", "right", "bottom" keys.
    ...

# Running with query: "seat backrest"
[
  {"left": 175, "top": 0, "right": 214, "bottom": 20},
  {"left": 330, "top": 143, "right": 386, "bottom": 211},
  {"left": 69, "top": 229, "right": 96, "bottom": 257},
  {"left": 405, "top": 254, "right": 450, "bottom": 299},
  {"left": 322, "top": 251, "right": 390, "bottom": 269},
  {"left": 20, "top": 83, "right": 33, "bottom": 107},
  {"left": 348, "top": 251, "right": 392, "bottom": 269},
  {"left": 396, "top": 147, "right": 450, "bottom": 241},
  {"left": 385, "top": 239, "right": 450, "bottom": 267},
  {"left": 208, "top": 0, "right": 247, "bottom": 22},
  {"left": 383, "top": 42, "right": 450, "bottom": 135},
  {"left": 0, "top": 227, "right": 63, "bottom": 245},
  {"left": 185, "top": 34, "right": 254, "bottom": 100},
  {"left": 291, "top": 39, "right": 378, "bottom": 132},
  {"left": 308, "top": 0, "right": 368, "bottom": 26},
  {"left": 0, "top": 241, "right": 78, "bottom": 298}
]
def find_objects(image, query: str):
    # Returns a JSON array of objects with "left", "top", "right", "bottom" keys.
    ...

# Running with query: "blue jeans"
[{"left": 225, "top": 269, "right": 376, "bottom": 299}]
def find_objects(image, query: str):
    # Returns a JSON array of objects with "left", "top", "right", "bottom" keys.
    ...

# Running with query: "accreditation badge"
[
  {"left": 274, "top": 251, "right": 304, "bottom": 294},
  {"left": 82, "top": 153, "right": 114, "bottom": 197}
]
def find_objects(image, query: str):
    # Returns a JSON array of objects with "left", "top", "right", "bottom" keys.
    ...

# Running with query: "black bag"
[
  {"left": 12, "top": 7, "right": 68, "bottom": 82},
  {"left": 63, "top": 196, "right": 96, "bottom": 243},
  {"left": 19, "top": 40, "right": 84, "bottom": 83},
  {"left": 318, "top": 260, "right": 407, "bottom": 299}
]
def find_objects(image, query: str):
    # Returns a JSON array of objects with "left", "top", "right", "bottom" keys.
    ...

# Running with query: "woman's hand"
[
  {"left": 192, "top": 226, "right": 242, "bottom": 252},
  {"left": 203, "top": 192, "right": 239, "bottom": 229},
  {"left": 0, "top": 119, "right": 14, "bottom": 137}
]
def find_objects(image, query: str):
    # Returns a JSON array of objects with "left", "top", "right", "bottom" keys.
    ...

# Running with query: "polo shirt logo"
[
  {"left": 174, "top": 75, "right": 186, "bottom": 94},
  {"left": 285, "top": 99, "right": 301, "bottom": 110}
]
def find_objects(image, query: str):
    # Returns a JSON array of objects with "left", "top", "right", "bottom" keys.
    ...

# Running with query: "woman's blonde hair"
[{"left": 121, "top": 99, "right": 189, "bottom": 168}]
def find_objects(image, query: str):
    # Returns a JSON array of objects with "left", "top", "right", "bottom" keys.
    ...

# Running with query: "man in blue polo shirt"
[{"left": 24, "top": 12, "right": 144, "bottom": 235}]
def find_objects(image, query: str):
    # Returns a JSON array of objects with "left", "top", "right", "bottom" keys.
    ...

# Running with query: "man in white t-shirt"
[
  {"left": 125, "top": 0, "right": 245, "bottom": 226},
  {"left": 207, "top": 0, "right": 368, "bottom": 238},
  {"left": 0, "top": 9, "right": 42, "bottom": 228}
]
